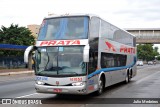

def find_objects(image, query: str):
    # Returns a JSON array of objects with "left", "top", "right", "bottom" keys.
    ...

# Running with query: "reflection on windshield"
[
  {"left": 35, "top": 46, "right": 86, "bottom": 76},
  {"left": 38, "top": 16, "right": 89, "bottom": 40}
]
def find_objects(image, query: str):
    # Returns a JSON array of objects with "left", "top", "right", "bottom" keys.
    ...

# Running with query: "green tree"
[
  {"left": 153, "top": 47, "right": 159, "bottom": 57},
  {"left": 156, "top": 56, "right": 160, "bottom": 60},
  {"left": 0, "top": 24, "right": 35, "bottom": 56},
  {"left": 137, "top": 44, "right": 159, "bottom": 61}
]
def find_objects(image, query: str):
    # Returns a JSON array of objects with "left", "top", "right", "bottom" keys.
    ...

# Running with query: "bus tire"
[
  {"left": 129, "top": 69, "right": 132, "bottom": 81},
  {"left": 96, "top": 76, "right": 104, "bottom": 95},
  {"left": 125, "top": 70, "right": 130, "bottom": 83}
]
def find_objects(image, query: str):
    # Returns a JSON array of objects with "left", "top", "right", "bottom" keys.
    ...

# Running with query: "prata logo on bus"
[
  {"left": 105, "top": 41, "right": 116, "bottom": 52},
  {"left": 120, "top": 45, "right": 136, "bottom": 54},
  {"left": 105, "top": 41, "right": 136, "bottom": 54},
  {"left": 40, "top": 40, "right": 80, "bottom": 46}
]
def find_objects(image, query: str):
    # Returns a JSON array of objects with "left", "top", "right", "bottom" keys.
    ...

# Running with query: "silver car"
[
  {"left": 148, "top": 61, "right": 153, "bottom": 65},
  {"left": 137, "top": 61, "right": 143, "bottom": 66}
]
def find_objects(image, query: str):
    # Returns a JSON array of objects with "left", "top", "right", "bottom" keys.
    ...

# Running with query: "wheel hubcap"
[
  {"left": 126, "top": 75, "right": 129, "bottom": 82},
  {"left": 99, "top": 80, "right": 103, "bottom": 93}
]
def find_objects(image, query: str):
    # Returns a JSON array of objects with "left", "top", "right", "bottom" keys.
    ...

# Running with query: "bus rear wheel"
[{"left": 125, "top": 70, "right": 131, "bottom": 83}]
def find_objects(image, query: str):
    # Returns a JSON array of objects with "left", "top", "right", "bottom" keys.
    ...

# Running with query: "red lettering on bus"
[
  {"left": 133, "top": 48, "right": 135, "bottom": 54},
  {"left": 70, "top": 77, "right": 82, "bottom": 82},
  {"left": 72, "top": 40, "right": 80, "bottom": 45},
  {"left": 74, "top": 78, "right": 77, "bottom": 81},
  {"left": 120, "top": 46, "right": 126, "bottom": 53},
  {"left": 65, "top": 40, "right": 72, "bottom": 45},
  {"left": 120, "top": 45, "right": 135, "bottom": 54},
  {"left": 40, "top": 40, "right": 80, "bottom": 46},
  {"left": 128, "top": 48, "right": 131, "bottom": 53},
  {"left": 40, "top": 41, "right": 48, "bottom": 46},
  {"left": 57, "top": 41, "right": 64, "bottom": 45},
  {"left": 70, "top": 78, "right": 74, "bottom": 81},
  {"left": 48, "top": 41, "right": 56, "bottom": 46}
]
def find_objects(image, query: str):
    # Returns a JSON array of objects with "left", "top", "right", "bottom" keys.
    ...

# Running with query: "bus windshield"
[
  {"left": 35, "top": 46, "right": 86, "bottom": 76},
  {"left": 38, "top": 16, "right": 89, "bottom": 40}
]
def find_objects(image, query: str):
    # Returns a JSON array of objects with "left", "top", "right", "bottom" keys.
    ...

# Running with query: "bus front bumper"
[{"left": 35, "top": 84, "right": 88, "bottom": 95}]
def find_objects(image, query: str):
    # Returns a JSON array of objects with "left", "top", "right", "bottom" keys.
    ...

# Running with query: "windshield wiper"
[
  {"left": 37, "top": 66, "right": 80, "bottom": 75},
  {"left": 44, "top": 50, "right": 50, "bottom": 70},
  {"left": 59, "top": 71, "right": 79, "bottom": 75},
  {"left": 71, "top": 72, "right": 79, "bottom": 75},
  {"left": 45, "top": 66, "right": 70, "bottom": 71},
  {"left": 46, "top": 66, "right": 62, "bottom": 71}
]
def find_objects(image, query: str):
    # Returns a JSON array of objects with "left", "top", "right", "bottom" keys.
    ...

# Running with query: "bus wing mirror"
[
  {"left": 24, "top": 46, "right": 35, "bottom": 63},
  {"left": 83, "top": 44, "right": 90, "bottom": 62}
]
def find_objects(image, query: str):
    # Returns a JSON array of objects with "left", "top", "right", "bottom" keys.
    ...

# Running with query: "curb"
[{"left": 0, "top": 71, "right": 34, "bottom": 76}]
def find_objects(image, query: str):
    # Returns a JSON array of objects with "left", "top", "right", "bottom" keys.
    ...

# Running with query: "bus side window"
[{"left": 101, "top": 52, "right": 127, "bottom": 68}]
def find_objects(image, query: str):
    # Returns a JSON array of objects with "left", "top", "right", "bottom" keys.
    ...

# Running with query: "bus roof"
[
  {"left": 43, "top": 13, "right": 135, "bottom": 38},
  {"left": 44, "top": 13, "right": 97, "bottom": 19}
]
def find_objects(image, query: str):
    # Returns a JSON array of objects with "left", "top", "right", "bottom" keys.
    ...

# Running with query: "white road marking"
[
  {"left": 16, "top": 93, "right": 38, "bottom": 98},
  {"left": 135, "top": 71, "right": 160, "bottom": 84}
]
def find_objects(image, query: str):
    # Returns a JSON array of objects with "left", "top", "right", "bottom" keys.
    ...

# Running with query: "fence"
[{"left": 0, "top": 56, "right": 26, "bottom": 69}]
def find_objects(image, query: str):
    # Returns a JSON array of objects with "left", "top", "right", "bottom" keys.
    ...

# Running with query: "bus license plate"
[{"left": 53, "top": 89, "right": 62, "bottom": 92}]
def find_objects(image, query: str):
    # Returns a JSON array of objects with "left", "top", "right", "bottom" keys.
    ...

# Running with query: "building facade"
[{"left": 27, "top": 24, "right": 40, "bottom": 39}]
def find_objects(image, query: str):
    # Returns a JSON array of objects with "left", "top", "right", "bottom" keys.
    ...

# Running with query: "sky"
[
  {"left": 1, "top": 0, "right": 160, "bottom": 52},
  {"left": 1, "top": 0, "right": 160, "bottom": 28}
]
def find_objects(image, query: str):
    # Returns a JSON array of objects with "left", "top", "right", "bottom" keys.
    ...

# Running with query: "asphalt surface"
[
  {"left": 0, "top": 69, "right": 34, "bottom": 76},
  {"left": 0, "top": 64, "right": 160, "bottom": 107}
]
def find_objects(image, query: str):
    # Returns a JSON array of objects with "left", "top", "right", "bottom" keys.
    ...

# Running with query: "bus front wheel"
[{"left": 96, "top": 76, "right": 104, "bottom": 95}]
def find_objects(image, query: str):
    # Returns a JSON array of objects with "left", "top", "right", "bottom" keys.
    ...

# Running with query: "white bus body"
[{"left": 24, "top": 14, "right": 136, "bottom": 95}]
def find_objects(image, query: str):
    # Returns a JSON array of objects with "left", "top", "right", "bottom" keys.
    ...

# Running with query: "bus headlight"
[
  {"left": 36, "top": 81, "right": 45, "bottom": 85},
  {"left": 72, "top": 82, "right": 85, "bottom": 86}
]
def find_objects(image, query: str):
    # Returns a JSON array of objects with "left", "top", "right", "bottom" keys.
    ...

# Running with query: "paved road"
[
  {"left": 0, "top": 64, "right": 160, "bottom": 107},
  {"left": 0, "top": 73, "right": 35, "bottom": 98}
]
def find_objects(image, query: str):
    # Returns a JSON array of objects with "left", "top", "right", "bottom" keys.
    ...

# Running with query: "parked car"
[
  {"left": 148, "top": 61, "right": 153, "bottom": 65},
  {"left": 137, "top": 61, "right": 143, "bottom": 66},
  {"left": 153, "top": 60, "right": 156, "bottom": 65}
]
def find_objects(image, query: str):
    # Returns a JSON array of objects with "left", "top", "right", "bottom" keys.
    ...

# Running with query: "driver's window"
[{"left": 88, "top": 51, "right": 98, "bottom": 74}]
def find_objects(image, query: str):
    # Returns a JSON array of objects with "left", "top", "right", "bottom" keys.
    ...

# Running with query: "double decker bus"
[{"left": 24, "top": 14, "right": 137, "bottom": 95}]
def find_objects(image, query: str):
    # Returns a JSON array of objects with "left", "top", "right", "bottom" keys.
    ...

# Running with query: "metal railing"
[{"left": 0, "top": 56, "right": 26, "bottom": 69}]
